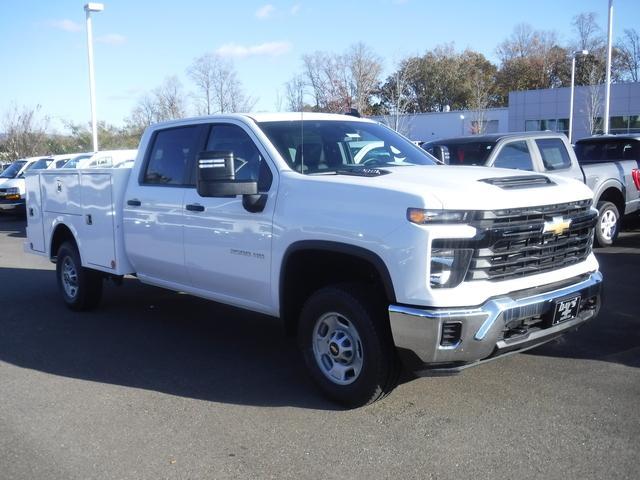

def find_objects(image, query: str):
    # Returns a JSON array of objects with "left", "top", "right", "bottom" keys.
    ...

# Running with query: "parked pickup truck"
[
  {"left": 574, "top": 135, "right": 640, "bottom": 245},
  {"left": 422, "top": 132, "right": 640, "bottom": 246},
  {"left": 25, "top": 113, "right": 603, "bottom": 407}
]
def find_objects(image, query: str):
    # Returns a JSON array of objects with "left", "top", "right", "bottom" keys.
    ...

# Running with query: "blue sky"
[{"left": 1, "top": 0, "right": 638, "bottom": 131}]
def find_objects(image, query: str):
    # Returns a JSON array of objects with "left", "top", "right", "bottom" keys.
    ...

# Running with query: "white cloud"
[
  {"left": 256, "top": 4, "right": 275, "bottom": 19},
  {"left": 47, "top": 19, "right": 82, "bottom": 32},
  {"left": 96, "top": 33, "right": 126, "bottom": 46},
  {"left": 290, "top": 4, "right": 301, "bottom": 15},
  {"left": 216, "top": 41, "right": 292, "bottom": 58}
]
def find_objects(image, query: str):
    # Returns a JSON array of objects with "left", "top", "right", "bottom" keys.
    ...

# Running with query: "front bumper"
[
  {"left": 0, "top": 198, "right": 25, "bottom": 212},
  {"left": 389, "top": 271, "right": 603, "bottom": 372}
]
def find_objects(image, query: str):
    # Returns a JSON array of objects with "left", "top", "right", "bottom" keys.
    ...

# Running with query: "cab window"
[
  {"left": 144, "top": 126, "right": 205, "bottom": 185},
  {"left": 535, "top": 138, "right": 572, "bottom": 170},
  {"left": 205, "top": 124, "right": 272, "bottom": 190},
  {"left": 493, "top": 141, "right": 534, "bottom": 171}
]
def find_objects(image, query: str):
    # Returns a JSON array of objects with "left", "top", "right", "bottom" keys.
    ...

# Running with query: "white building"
[{"left": 371, "top": 82, "right": 640, "bottom": 142}]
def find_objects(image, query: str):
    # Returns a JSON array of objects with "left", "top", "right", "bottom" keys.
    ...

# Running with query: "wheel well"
[
  {"left": 50, "top": 224, "right": 76, "bottom": 261},
  {"left": 597, "top": 187, "right": 625, "bottom": 216},
  {"left": 280, "top": 246, "right": 395, "bottom": 336}
]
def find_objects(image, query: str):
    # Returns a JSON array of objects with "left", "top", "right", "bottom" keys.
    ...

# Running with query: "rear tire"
[
  {"left": 298, "top": 283, "right": 398, "bottom": 407},
  {"left": 56, "top": 241, "right": 103, "bottom": 311},
  {"left": 594, "top": 201, "right": 620, "bottom": 247}
]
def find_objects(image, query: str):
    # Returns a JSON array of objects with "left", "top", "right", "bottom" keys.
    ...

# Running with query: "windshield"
[
  {"left": 427, "top": 141, "right": 496, "bottom": 166},
  {"left": 19, "top": 158, "right": 51, "bottom": 177},
  {"left": 62, "top": 155, "right": 91, "bottom": 169},
  {"left": 0, "top": 161, "right": 27, "bottom": 179},
  {"left": 258, "top": 120, "right": 437, "bottom": 173}
]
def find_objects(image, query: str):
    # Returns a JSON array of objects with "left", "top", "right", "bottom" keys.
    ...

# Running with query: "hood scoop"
[
  {"left": 335, "top": 167, "right": 391, "bottom": 177},
  {"left": 479, "top": 175, "right": 555, "bottom": 189}
]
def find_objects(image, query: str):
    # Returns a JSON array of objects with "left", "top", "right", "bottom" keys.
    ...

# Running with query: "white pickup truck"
[{"left": 25, "top": 113, "right": 603, "bottom": 406}]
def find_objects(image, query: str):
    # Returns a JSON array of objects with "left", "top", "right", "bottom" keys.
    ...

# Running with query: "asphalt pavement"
[{"left": 0, "top": 214, "right": 638, "bottom": 480}]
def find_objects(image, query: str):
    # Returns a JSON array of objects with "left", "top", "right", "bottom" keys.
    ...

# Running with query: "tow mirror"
[{"left": 196, "top": 151, "right": 258, "bottom": 197}]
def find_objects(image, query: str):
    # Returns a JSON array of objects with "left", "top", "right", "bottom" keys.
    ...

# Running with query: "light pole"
[
  {"left": 459, "top": 114, "right": 465, "bottom": 136},
  {"left": 568, "top": 50, "right": 589, "bottom": 144},
  {"left": 603, "top": 0, "right": 614, "bottom": 134},
  {"left": 84, "top": 3, "right": 104, "bottom": 153}
]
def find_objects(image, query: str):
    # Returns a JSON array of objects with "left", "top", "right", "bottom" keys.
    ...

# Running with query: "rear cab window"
[{"left": 535, "top": 138, "right": 572, "bottom": 171}]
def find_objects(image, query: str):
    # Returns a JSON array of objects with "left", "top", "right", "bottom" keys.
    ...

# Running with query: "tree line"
[{"left": 1, "top": 12, "right": 639, "bottom": 160}]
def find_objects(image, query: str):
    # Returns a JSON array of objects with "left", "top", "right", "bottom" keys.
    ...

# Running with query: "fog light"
[{"left": 430, "top": 248, "right": 473, "bottom": 288}]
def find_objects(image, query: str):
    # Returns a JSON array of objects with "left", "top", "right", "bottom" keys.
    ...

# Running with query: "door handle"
[
  {"left": 186, "top": 203, "right": 205, "bottom": 212},
  {"left": 127, "top": 199, "right": 141, "bottom": 206}
]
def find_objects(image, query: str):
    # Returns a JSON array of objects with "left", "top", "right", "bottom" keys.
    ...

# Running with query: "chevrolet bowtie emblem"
[{"left": 543, "top": 216, "right": 571, "bottom": 235}]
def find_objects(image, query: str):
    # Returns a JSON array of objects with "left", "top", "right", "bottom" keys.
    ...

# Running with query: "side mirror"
[{"left": 196, "top": 151, "right": 258, "bottom": 197}]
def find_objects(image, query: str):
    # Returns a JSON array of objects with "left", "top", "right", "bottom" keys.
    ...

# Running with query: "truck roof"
[
  {"left": 150, "top": 112, "right": 373, "bottom": 130},
  {"left": 424, "top": 131, "right": 565, "bottom": 146},
  {"left": 575, "top": 134, "right": 640, "bottom": 144}
]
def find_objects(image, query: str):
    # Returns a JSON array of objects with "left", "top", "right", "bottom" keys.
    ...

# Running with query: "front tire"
[
  {"left": 56, "top": 241, "right": 103, "bottom": 311},
  {"left": 595, "top": 201, "right": 620, "bottom": 247},
  {"left": 298, "top": 284, "right": 398, "bottom": 407}
]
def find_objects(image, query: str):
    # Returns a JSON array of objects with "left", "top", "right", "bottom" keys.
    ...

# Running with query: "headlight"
[
  {"left": 407, "top": 208, "right": 471, "bottom": 224},
  {"left": 1, "top": 187, "right": 21, "bottom": 200},
  {"left": 430, "top": 248, "right": 473, "bottom": 288}
]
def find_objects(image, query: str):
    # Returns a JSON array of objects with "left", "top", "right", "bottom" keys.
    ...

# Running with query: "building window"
[
  {"left": 557, "top": 119, "right": 569, "bottom": 135},
  {"left": 630, "top": 115, "right": 640, "bottom": 134},
  {"left": 525, "top": 120, "right": 540, "bottom": 131}
]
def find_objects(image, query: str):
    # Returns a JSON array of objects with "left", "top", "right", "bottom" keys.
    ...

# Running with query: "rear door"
[{"left": 123, "top": 125, "right": 208, "bottom": 287}]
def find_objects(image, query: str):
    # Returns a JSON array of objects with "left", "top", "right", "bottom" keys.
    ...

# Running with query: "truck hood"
[
  {"left": 0, "top": 178, "right": 24, "bottom": 192},
  {"left": 326, "top": 165, "right": 594, "bottom": 210}
]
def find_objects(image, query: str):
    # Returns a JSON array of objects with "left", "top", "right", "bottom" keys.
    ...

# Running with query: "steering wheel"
[
  {"left": 361, "top": 157, "right": 382, "bottom": 167},
  {"left": 234, "top": 157, "right": 248, "bottom": 174}
]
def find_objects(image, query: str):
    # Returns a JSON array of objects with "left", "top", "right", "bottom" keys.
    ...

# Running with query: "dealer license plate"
[{"left": 552, "top": 295, "right": 581, "bottom": 325}]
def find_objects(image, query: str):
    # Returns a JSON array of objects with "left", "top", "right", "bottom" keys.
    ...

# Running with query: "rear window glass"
[
  {"left": 428, "top": 142, "right": 495, "bottom": 166},
  {"left": 535, "top": 138, "right": 572, "bottom": 170}
]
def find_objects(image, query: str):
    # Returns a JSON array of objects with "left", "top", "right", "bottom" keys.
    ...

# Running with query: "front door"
[{"left": 182, "top": 122, "right": 277, "bottom": 313}]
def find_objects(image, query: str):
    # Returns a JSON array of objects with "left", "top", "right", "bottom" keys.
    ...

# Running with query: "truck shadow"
[
  {"left": 1, "top": 231, "right": 637, "bottom": 408},
  {"left": 525, "top": 240, "right": 640, "bottom": 368},
  {"left": 0, "top": 267, "right": 340, "bottom": 410}
]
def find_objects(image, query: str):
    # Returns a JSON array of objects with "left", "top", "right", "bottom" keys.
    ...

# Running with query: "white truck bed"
[{"left": 25, "top": 168, "right": 134, "bottom": 275}]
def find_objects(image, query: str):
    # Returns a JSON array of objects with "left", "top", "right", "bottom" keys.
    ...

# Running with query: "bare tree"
[
  {"left": 469, "top": 71, "right": 492, "bottom": 135},
  {"left": 572, "top": 12, "right": 605, "bottom": 52},
  {"left": 301, "top": 43, "right": 382, "bottom": 114},
  {"left": 154, "top": 76, "right": 187, "bottom": 120},
  {"left": 284, "top": 75, "right": 306, "bottom": 111},
  {"left": 187, "top": 53, "right": 219, "bottom": 115},
  {"left": 379, "top": 59, "right": 417, "bottom": 136},
  {"left": 584, "top": 71, "right": 603, "bottom": 135},
  {"left": 346, "top": 42, "right": 383, "bottom": 115},
  {"left": 1, "top": 104, "right": 50, "bottom": 160},
  {"left": 618, "top": 28, "right": 640, "bottom": 82},
  {"left": 126, "top": 76, "right": 187, "bottom": 135}
]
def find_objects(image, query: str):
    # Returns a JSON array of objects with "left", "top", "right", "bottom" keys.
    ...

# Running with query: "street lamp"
[
  {"left": 459, "top": 114, "right": 465, "bottom": 136},
  {"left": 84, "top": 2, "right": 104, "bottom": 153},
  {"left": 568, "top": 49, "right": 589, "bottom": 144}
]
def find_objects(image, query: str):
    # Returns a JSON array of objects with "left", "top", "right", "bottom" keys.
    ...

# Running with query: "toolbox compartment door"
[
  {"left": 25, "top": 173, "right": 45, "bottom": 253},
  {"left": 80, "top": 173, "right": 116, "bottom": 269}
]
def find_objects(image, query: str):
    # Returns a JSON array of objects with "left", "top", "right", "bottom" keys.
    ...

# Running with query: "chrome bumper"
[{"left": 389, "top": 271, "right": 603, "bottom": 370}]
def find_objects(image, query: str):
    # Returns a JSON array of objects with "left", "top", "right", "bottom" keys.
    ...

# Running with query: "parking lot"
[{"left": 0, "top": 215, "right": 638, "bottom": 480}]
